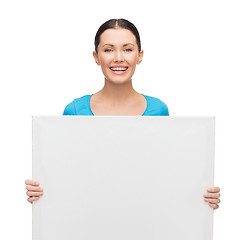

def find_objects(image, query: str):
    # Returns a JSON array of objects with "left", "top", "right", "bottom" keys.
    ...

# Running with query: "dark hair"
[{"left": 94, "top": 18, "right": 141, "bottom": 54}]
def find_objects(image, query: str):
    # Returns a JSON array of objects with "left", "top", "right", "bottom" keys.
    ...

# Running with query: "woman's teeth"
[{"left": 110, "top": 67, "right": 127, "bottom": 71}]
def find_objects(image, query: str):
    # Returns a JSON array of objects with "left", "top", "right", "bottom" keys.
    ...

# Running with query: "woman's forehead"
[{"left": 99, "top": 28, "right": 137, "bottom": 46}]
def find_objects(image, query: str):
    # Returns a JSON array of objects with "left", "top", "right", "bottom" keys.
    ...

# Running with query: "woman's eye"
[
  {"left": 104, "top": 49, "right": 112, "bottom": 52},
  {"left": 125, "top": 49, "right": 132, "bottom": 52}
]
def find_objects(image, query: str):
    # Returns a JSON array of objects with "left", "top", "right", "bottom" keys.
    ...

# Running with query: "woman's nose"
[{"left": 114, "top": 50, "right": 124, "bottom": 62}]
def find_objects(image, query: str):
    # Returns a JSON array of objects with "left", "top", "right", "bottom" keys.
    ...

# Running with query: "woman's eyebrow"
[{"left": 103, "top": 43, "right": 134, "bottom": 47}]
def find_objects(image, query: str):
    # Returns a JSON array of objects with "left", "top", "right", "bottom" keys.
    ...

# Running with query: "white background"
[{"left": 0, "top": 0, "right": 239, "bottom": 239}]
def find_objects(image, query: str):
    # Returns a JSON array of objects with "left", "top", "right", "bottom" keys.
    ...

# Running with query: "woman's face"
[{"left": 93, "top": 28, "right": 143, "bottom": 84}]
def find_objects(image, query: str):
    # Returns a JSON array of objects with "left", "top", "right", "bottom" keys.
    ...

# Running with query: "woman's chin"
[{"left": 107, "top": 77, "right": 132, "bottom": 85}]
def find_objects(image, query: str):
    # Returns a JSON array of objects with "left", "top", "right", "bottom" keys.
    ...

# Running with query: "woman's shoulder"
[
  {"left": 63, "top": 95, "right": 92, "bottom": 115},
  {"left": 143, "top": 94, "right": 169, "bottom": 116}
]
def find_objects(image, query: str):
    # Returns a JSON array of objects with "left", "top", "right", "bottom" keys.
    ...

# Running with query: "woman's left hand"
[{"left": 203, "top": 187, "right": 221, "bottom": 210}]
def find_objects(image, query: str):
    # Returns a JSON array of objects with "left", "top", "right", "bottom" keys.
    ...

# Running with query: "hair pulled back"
[{"left": 94, "top": 18, "right": 141, "bottom": 54}]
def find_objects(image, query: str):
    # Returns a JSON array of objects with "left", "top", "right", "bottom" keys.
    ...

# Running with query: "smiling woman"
[
  {"left": 61, "top": 19, "right": 169, "bottom": 116},
  {"left": 25, "top": 18, "right": 221, "bottom": 209}
]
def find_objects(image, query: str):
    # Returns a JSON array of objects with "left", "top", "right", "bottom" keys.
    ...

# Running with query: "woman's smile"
[{"left": 109, "top": 65, "right": 128, "bottom": 75}]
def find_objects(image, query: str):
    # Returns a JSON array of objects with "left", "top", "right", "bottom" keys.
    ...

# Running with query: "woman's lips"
[{"left": 109, "top": 66, "right": 128, "bottom": 75}]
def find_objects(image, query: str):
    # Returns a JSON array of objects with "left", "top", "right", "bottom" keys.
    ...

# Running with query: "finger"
[
  {"left": 26, "top": 191, "right": 44, "bottom": 197},
  {"left": 203, "top": 192, "right": 221, "bottom": 198},
  {"left": 208, "top": 203, "right": 219, "bottom": 210},
  {"left": 207, "top": 187, "right": 220, "bottom": 193},
  {"left": 25, "top": 179, "right": 40, "bottom": 186},
  {"left": 26, "top": 185, "right": 43, "bottom": 192},
  {"left": 27, "top": 196, "right": 40, "bottom": 203},
  {"left": 204, "top": 198, "right": 221, "bottom": 204}
]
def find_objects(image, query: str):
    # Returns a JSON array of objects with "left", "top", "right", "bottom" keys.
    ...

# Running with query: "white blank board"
[{"left": 32, "top": 116, "right": 214, "bottom": 240}]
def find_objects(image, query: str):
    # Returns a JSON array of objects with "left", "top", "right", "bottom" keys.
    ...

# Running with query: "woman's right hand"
[{"left": 25, "top": 179, "right": 44, "bottom": 203}]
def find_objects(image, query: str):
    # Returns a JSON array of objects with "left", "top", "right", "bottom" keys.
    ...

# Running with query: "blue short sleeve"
[
  {"left": 159, "top": 101, "right": 169, "bottom": 116},
  {"left": 63, "top": 100, "right": 76, "bottom": 115}
]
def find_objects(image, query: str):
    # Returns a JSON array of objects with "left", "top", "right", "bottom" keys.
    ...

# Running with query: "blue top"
[{"left": 63, "top": 94, "right": 169, "bottom": 116}]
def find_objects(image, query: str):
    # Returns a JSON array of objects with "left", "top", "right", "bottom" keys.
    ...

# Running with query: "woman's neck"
[{"left": 97, "top": 79, "right": 139, "bottom": 106}]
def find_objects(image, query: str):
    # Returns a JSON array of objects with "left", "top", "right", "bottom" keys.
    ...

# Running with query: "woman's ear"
[
  {"left": 137, "top": 49, "right": 144, "bottom": 65},
  {"left": 93, "top": 51, "right": 101, "bottom": 66}
]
